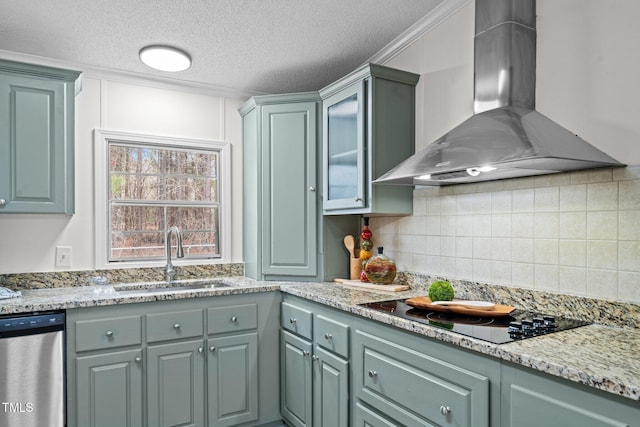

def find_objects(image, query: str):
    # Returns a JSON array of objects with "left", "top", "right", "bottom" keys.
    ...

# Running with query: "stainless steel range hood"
[{"left": 375, "top": 0, "right": 624, "bottom": 186}]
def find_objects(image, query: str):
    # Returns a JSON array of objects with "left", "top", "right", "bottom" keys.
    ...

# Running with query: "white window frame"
[{"left": 94, "top": 129, "right": 231, "bottom": 269}]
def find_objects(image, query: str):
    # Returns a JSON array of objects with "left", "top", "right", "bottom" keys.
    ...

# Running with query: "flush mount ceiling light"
[{"left": 139, "top": 45, "right": 191, "bottom": 72}]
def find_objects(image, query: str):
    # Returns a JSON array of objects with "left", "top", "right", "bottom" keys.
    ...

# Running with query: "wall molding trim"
[{"left": 366, "top": 0, "right": 472, "bottom": 65}]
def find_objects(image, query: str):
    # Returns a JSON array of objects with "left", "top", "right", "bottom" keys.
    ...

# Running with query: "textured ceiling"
[{"left": 0, "top": 0, "right": 445, "bottom": 97}]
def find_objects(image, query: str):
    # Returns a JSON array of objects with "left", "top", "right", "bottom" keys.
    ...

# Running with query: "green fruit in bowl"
[{"left": 428, "top": 280, "right": 454, "bottom": 302}]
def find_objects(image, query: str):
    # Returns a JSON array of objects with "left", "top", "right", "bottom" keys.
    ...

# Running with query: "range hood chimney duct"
[{"left": 375, "top": 0, "right": 624, "bottom": 186}]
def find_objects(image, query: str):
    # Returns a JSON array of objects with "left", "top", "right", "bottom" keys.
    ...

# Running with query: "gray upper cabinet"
[
  {"left": 0, "top": 59, "right": 81, "bottom": 214},
  {"left": 240, "top": 93, "right": 320, "bottom": 280},
  {"left": 320, "top": 63, "right": 419, "bottom": 215}
]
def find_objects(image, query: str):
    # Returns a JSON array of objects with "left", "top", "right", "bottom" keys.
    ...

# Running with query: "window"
[{"left": 95, "top": 130, "right": 231, "bottom": 267}]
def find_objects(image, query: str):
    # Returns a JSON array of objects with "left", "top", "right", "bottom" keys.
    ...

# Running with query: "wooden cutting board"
[
  {"left": 405, "top": 296, "right": 515, "bottom": 317},
  {"left": 333, "top": 278, "right": 409, "bottom": 292}
]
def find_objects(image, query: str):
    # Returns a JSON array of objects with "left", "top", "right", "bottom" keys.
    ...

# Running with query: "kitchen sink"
[{"left": 112, "top": 280, "right": 231, "bottom": 294}]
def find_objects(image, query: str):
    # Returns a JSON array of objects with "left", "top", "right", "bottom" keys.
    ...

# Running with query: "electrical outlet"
[{"left": 55, "top": 246, "right": 72, "bottom": 268}]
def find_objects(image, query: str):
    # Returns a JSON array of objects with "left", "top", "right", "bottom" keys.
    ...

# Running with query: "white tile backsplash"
[{"left": 371, "top": 166, "right": 640, "bottom": 303}]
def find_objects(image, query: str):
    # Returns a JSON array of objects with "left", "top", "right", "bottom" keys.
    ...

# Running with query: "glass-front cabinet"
[
  {"left": 324, "top": 82, "right": 365, "bottom": 211},
  {"left": 320, "top": 63, "right": 419, "bottom": 216}
]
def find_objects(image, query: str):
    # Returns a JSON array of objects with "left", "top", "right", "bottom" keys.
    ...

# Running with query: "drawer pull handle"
[
  {"left": 440, "top": 406, "right": 451, "bottom": 416},
  {"left": 368, "top": 370, "right": 377, "bottom": 378},
  {"left": 134, "top": 356, "right": 142, "bottom": 364},
  {"left": 105, "top": 330, "right": 114, "bottom": 338},
  {"left": 174, "top": 323, "right": 181, "bottom": 329},
  {"left": 302, "top": 350, "right": 310, "bottom": 357},
  {"left": 312, "top": 355, "right": 319, "bottom": 362},
  {"left": 0, "top": 198, "right": 5, "bottom": 207},
  {"left": 230, "top": 316, "right": 238, "bottom": 323},
  {"left": 209, "top": 346, "right": 216, "bottom": 352},
  {"left": 198, "top": 347, "right": 204, "bottom": 353},
  {"left": 289, "top": 318, "right": 297, "bottom": 324},
  {"left": 324, "top": 333, "right": 332, "bottom": 340}
]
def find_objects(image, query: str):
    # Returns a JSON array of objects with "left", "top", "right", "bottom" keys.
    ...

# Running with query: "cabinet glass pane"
[{"left": 327, "top": 94, "right": 358, "bottom": 201}]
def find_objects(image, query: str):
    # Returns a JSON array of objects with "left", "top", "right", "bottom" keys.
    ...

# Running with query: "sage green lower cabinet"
[
  {"left": 67, "top": 292, "right": 281, "bottom": 427},
  {"left": 353, "top": 328, "right": 494, "bottom": 427},
  {"left": 208, "top": 333, "right": 259, "bottom": 426},
  {"left": 75, "top": 349, "right": 143, "bottom": 427},
  {"left": 147, "top": 340, "right": 206, "bottom": 427},
  {"left": 312, "top": 346, "right": 349, "bottom": 427},
  {"left": 280, "top": 296, "right": 350, "bottom": 427},
  {"left": 501, "top": 363, "right": 640, "bottom": 427},
  {"left": 281, "top": 330, "right": 313, "bottom": 427}
]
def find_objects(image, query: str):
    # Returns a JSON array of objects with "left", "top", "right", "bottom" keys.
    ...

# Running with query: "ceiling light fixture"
[{"left": 139, "top": 45, "right": 191, "bottom": 72}]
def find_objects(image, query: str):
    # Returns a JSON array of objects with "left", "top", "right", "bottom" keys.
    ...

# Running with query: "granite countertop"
[{"left": 1, "top": 276, "right": 638, "bottom": 402}]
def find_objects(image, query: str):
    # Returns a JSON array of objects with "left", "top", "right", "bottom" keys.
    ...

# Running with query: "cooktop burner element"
[{"left": 359, "top": 300, "right": 591, "bottom": 344}]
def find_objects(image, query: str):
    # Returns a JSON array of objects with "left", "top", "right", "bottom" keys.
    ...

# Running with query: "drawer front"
[
  {"left": 207, "top": 304, "right": 257, "bottom": 334},
  {"left": 146, "top": 309, "right": 204, "bottom": 343},
  {"left": 355, "top": 329, "right": 489, "bottom": 427},
  {"left": 281, "top": 302, "right": 313, "bottom": 340},
  {"left": 314, "top": 314, "right": 349, "bottom": 358},
  {"left": 75, "top": 315, "right": 142, "bottom": 352}
]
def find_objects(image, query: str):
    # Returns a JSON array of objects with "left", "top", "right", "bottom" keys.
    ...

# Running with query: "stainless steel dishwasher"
[{"left": 0, "top": 310, "right": 65, "bottom": 427}]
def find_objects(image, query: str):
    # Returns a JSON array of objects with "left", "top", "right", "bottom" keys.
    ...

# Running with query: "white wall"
[
  {"left": 0, "top": 75, "right": 245, "bottom": 274},
  {"left": 373, "top": 0, "right": 640, "bottom": 303}
]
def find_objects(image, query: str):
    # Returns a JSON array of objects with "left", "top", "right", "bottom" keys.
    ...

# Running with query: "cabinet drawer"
[
  {"left": 281, "top": 302, "right": 313, "bottom": 339},
  {"left": 314, "top": 314, "right": 349, "bottom": 358},
  {"left": 355, "top": 330, "right": 489, "bottom": 427},
  {"left": 75, "top": 315, "right": 142, "bottom": 352},
  {"left": 146, "top": 309, "right": 203, "bottom": 343},
  {"left": 207, "top": 304, "right": 257, "bottom": 334}
]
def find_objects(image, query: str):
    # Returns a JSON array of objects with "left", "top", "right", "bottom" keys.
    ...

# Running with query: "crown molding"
[
  {"left": 0, "top": 49, "right": 263, "bottom": 100},
  {"left": 366, "top": 0, "right": 472, "bottom": 65}
]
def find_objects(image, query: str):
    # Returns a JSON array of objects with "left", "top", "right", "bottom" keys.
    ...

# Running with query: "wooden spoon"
[{"left": 343, "top": 235, "right": 356, "bottom": 258}]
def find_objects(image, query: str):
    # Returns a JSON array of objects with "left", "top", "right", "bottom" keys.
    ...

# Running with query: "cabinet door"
[
  {"left": 207, "top": 333, "right": 258, "bottom": 426},
  {"left": 147, "top": 340, "right": 205, "bottom": 427},
  {"left": 313, "top": 346, "right": 349, "bottom": 427},
  {"left": 0, "top": 72, "right": 74, "bottom": 214},
  {"left": 261, "top": 102, "right": 318, "bottom": 276},
  {"left": 322, "top": 81, "right": 366, "bottom": 211},
  {"left": 281, "top": 330, "right": 313, "bottom": 427},
  {"left": 75, "top": 349, "right": 143, "bottom": 427},
  {"left": 502, "top": 364, "right": 638, "bottom": 427}
]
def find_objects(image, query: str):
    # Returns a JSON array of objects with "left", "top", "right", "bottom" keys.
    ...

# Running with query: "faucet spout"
[{"left": 166, "top": 226, "right": 184, "bottom": 282}]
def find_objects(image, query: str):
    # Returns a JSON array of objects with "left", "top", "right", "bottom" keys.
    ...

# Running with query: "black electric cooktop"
[{"left": 359, "top": 299, "right": 591, "bottom": 344}]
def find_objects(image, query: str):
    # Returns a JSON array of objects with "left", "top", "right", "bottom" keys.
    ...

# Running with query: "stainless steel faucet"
[{"left": 166, "top": 226, "right": 184, "bottom": 282}]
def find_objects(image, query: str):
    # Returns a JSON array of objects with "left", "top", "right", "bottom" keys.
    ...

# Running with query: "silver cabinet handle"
[
  {"left": 134, "top": 356, "right": 142, "bottom": 364},
  {"left": 209, "top": 346, "right": 216, "bottom": 352},
  {"left": 324, "top": 333, "right": 332, "bottom": 340},
  {"left": 312, "top": 355, "right": 319, "bottom": 362},
  {"left": 368, "top": 370, "right": 377, "bottom": 378},
  {"left": 302, "top": 350, "right": 310, "bottom": 357},
  {"left": 440, "top": 406, "right": 451, "bottom": 416},
  {"left": 0, "top": 198, "right": 5, "bottom": 207},
  {"left": 289, "top": 318, "right": 297, "bottom": 324},
  {"left": 354, "top": 196, "right": 362, "bottom": 202},
  {"left": 309, "top": 187, "right": 316, "bottom": 192},
  {"left": 173, "top": 323, "right": 181, "bottom": 329},
  {"left": 230, "top": 316, "right": 238, "bottom": 323},
  {"left": 105, "top": 330, "right": 114, "bottom": 337},
  {"left": 198, "top": 347, "right": 204, "bottom": 353}
]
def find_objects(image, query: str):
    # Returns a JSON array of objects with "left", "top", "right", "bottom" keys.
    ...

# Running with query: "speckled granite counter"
[{"left": 1, "top": 276, "right": 639, "bottom": 403}]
